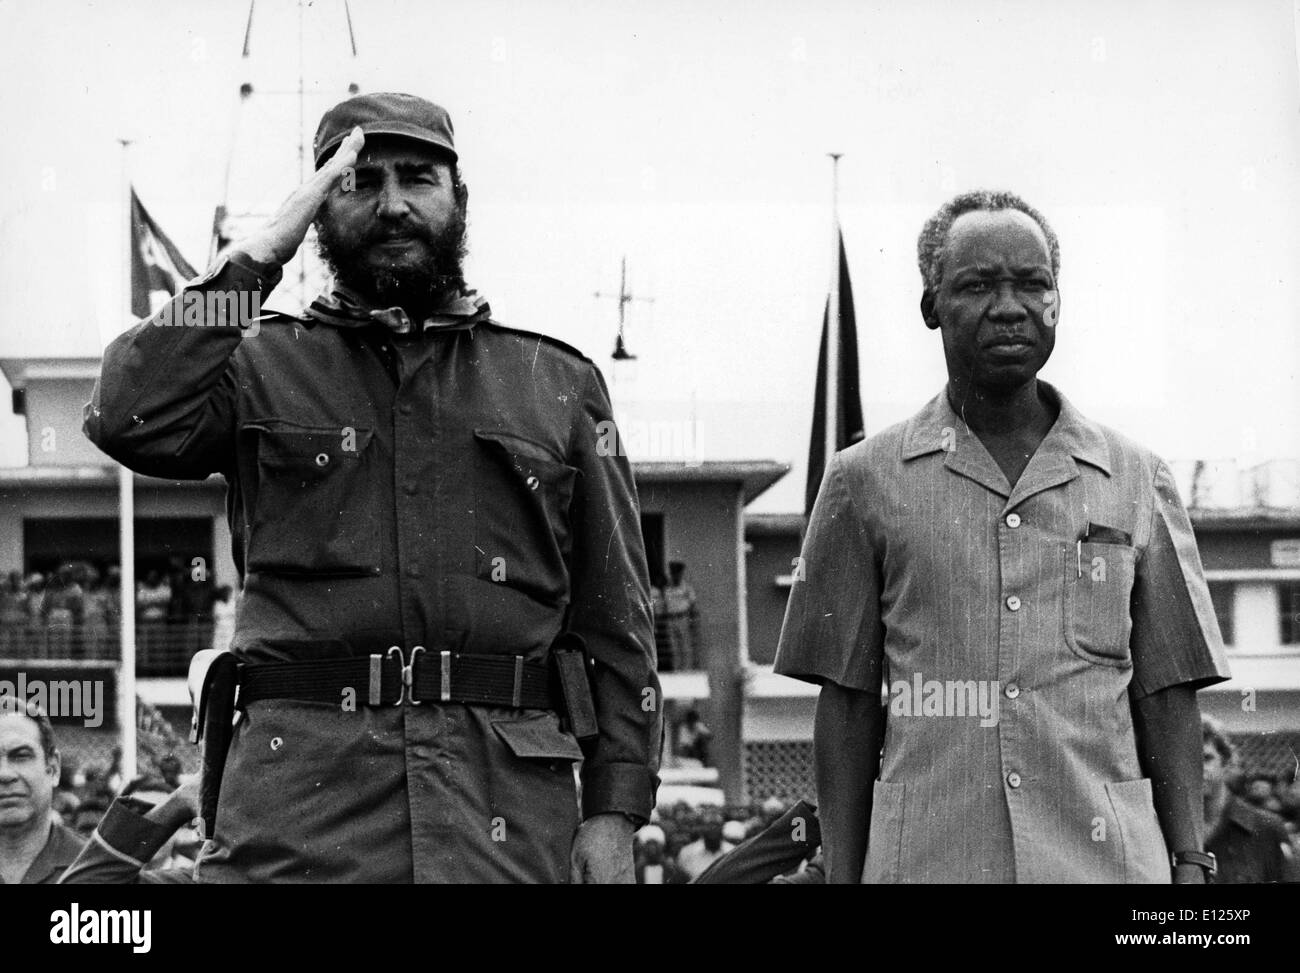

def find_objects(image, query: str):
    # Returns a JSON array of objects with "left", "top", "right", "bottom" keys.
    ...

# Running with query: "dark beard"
[{"left": 315, "top": 211, "right": 469, "bottom": 316}]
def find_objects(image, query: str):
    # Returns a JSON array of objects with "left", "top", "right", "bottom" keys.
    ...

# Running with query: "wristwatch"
[{"left": 1171, "top": 850, "right": 1217, "bottom": 880}]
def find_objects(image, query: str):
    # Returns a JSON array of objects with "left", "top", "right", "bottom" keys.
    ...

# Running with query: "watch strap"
[{"left": 1171, "top": 850, "right": 1217, "bottom": 877}]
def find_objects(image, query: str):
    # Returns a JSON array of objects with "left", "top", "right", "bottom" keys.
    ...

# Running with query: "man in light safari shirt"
[{"left": 775, "top": 190, "right": 1230, "bottom": 884}]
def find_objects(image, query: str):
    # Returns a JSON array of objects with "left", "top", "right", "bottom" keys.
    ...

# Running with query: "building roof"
[
  {"left": 0, "top": 467, "right": 219, "bottom": 490},
  {"left": 1188, "top": 507, "right": 1300, "bottom": 531},
  {"left": 633, "top": 460, "right": 790, "bottom": 504},
  {"left": 745, "top": 512, "right": 806, "bottom": 537},
  {"left": 0, "top": 358, "right": 101, "bottom": 389}
]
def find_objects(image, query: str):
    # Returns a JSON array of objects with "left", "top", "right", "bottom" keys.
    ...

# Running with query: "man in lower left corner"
[{"left": 0, "top": 698, "right": 84, "bottom": 884}]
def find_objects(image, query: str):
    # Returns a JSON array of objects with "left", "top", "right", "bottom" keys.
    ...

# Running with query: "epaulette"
[{"left": 477, "top": 318, "right": 593, "bottom": 363}]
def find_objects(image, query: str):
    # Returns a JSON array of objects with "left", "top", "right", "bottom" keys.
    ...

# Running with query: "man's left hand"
[{"left": 570, "top": 813, "right": 636, "bottom": 884}]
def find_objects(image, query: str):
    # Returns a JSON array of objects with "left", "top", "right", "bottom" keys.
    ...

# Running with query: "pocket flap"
[
  {"left": 473, "top": 430, "right": 576, "bottom": 487},
  {"left": 491, "top": 712, "right": 584, "bottom": 761},
  {"left": 249, "top": 422, "right": 373, "bottom": 472}
]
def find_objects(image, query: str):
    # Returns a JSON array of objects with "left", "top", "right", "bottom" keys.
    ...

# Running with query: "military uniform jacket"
[
  {"left": 775, "top": 383, "right": 1230, "bottom": 883},
  {"left": 84, "top": 253, "right": 661, "bottom": 882}
]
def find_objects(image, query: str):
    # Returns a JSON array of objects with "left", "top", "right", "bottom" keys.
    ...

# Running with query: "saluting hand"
[{"left": 237, "top": 126, "right": 366, "bottom": 266}]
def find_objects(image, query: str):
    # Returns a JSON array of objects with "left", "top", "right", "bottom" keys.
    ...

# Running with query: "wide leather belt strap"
[{"left": 238, "top": 649, "right": 555, "bottom": 710}]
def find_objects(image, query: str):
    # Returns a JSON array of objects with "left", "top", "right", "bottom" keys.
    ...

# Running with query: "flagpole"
[
  {"left": 117, "top": 138, "right": 138, "bottom": 785},
  {"left": 824, "top": 153, "right": 842, "bottom": 472}
]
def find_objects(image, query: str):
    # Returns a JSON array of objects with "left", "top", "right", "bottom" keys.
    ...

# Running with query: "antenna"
[
  {"left": 595, "top": 256, "right": 654, "bottom": 360},
  {"left": 212, "top": 0, "right": 361, "bottom": 305}
]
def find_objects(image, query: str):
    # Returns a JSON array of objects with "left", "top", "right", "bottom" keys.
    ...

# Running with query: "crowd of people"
[
  {"left": 6, "top": 553, "right": 684, "bottom": 672},
  {"left": 633, "top": 796, "right": 806, "bottom": 884},
  {"left": 0, "top": 562, "right": 236, "bottom": 666},
  {"left": 0, "top": 564, "right": 120, "bottom": 660}
]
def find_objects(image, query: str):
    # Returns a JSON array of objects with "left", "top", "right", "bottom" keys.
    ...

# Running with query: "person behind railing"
[
  {"left": 20, "top": 573, "right": 46, "bottom": 659},
  {"left": 101, "top": 565, "right": 122, "bottom": 657},
  {"left": 649, "top": 570, "right": 671, "bottom": 670},
  {"left": 136, "top": 569, "right": 171, "bottom": 669},
  {"left": 663, "top": 560, "right": 699, "bottom": 670},
  {"left": 43, "top": 564, "right": 85, "bottom": 660},
  {"left": 79, "top": 565, "right": 111, "bottom": 660},
  {"left": 0, "top": 571, "right": 25, "bottom": 658}
]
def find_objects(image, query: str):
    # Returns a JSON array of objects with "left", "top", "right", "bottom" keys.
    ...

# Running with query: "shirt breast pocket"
[
  {"left": 1062, "top": 540, "right": 1137, "bottom": 667},
  {"left": 243, "top": 420, "right": 380, "bottom": 576},
  {"left": 473, "top": 429, "right": 578, "bottom": 607}
]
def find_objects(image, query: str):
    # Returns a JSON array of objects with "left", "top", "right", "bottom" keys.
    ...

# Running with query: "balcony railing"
[
  {"left": 1, "top": 610, "right": 728, "bottom": 679},
  {"left": 0, "top": 622, "right": 216, "bottom": 677}
]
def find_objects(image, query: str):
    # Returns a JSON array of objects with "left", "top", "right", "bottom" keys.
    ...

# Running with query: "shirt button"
[
  {"left": 526, "top": 475, "right": 540, "bottom": 491},
  {"left": 314, "top": 452, "right": 330, "bottom": 467},
  {"left": 1005, "top": 595, "right": 1021, "bottom": 611},
  {"left": 1007, "top": 772, "right": 1022, "bottom": 789},
  {"left": 404, "top": 482, "right": 418, "bottom": 496},
  {"left": 1005, "top": 513, "right": 1021, "bottom": 528},
  {"left": 1005, "top": 683, "right": 1020, "bottom": 699},
  {"left": 405, "top": 566, "right": 422, "bottom": 579},
  {"left": 398, "top": 403, "right": 413, "bottom": 416}
]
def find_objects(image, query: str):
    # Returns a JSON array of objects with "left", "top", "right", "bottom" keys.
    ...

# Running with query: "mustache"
[{"left": 364, "top": 224, "right": 434, "bottom": 245}]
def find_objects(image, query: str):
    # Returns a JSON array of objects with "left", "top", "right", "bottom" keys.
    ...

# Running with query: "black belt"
[{"left": 238, "top": 647, "right": 556, "bottom": 710}]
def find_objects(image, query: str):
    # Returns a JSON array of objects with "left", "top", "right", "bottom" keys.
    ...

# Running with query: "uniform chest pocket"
[
  {"left": 473, "top": 430, "right": 578, "bottom": 607},
  {"left": 244, "top": 421, "right": 380, "bottom": 576},
  {"left": 1062, "top": 541, "right": 1137, "bottom": 667}
]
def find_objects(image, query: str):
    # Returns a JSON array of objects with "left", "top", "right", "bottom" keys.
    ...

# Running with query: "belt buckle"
[
  {"left": 403, "top": 646, "right": 426, "bottom": 706},
  {"left": 384, "top": 646, "right": 406, "bottom": 705}
]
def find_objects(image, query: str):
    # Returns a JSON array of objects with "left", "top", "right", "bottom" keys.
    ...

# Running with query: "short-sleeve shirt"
[{"left": 774, "top": 382, "right": 1230, "bottom": 883}]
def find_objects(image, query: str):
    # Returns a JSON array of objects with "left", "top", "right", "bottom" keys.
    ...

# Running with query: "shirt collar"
[
  {"left": 901, "top": 379, "right": 1113, "bottom": 476},
  {"left": 20, "top": 821, "right": 84, "bottom": 884},
  {"left": 304, "top": 282, "right": 491, "bottom": 334}
]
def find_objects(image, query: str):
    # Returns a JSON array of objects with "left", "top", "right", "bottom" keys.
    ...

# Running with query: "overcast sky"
[{"left": 1, "top": 0, "right": 1297, "bottom": 512}]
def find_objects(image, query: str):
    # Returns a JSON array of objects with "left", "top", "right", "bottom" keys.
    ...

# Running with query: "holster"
[
  {"left": 187, "top": 648, "right": 240, "bottom": 840},
  {"left": 550, "top": 632, "right": 599, "bottom": 742}
]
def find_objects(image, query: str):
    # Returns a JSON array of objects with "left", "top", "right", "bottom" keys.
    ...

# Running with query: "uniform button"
[
  {"left": 1007, "top": 772, "right": 1021, "bottom": 789},
  {"left": 314, "top": 452, "right": 330, "bottom": 467},
  {"left": 526, "top": 475, "right": 540, "bottom": 491},
  {"left": 1005, "top": 513, "right": 1021, "bottom": 528},
  {"left": 405, "top": 566, "right": 422, "bottom": 579},
  {"left": 399, "top": 403, "right": 413, "bottom": 416},
  {"left": 404, "top": 482, "right": 418, "bottom": 496},
  {"left": 1005, "top": 595, "right": 1021, "bottom": 611},
  {"left": 1005, "top": 683, "right": 1020, "bottom": 699}
]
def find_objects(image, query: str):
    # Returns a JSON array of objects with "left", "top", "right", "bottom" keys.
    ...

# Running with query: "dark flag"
[
  {"left": 804, "top": 229, "right": 865, "bottom": 515},
  {"left": 130, "top": 190, "right": 197, "bottom": 319},
  {"left": 209, "top": 204, "right": 232, "bottom": 267}
]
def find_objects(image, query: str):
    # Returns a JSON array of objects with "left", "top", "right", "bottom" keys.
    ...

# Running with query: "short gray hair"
[{"left": 917, "top": 190, "right": 1060, "bottom": 293}]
